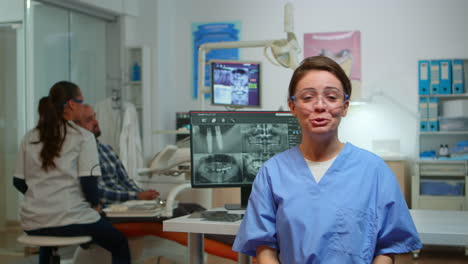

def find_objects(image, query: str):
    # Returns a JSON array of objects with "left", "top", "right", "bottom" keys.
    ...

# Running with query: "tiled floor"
[
  {"left": 0, "top": 224, "right": 30, "bottom": 264},
  {"left": 0, "top": 224, "right": 187, "bottom": 264}
]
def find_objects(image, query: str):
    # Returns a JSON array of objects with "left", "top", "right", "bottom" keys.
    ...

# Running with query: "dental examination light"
[{"left": 197, "top": 3, "right": 301, "bottom": 109}]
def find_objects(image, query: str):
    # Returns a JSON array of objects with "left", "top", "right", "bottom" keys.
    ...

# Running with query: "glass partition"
[
  {"left": 0, "top": 24, "right": 22, "bottom": 229},
  {"left": 70, "top": 12, "right": 106, "bottom": 106},
  {"left": 28, "top": 1, "right": 108, "bottom": 121}
]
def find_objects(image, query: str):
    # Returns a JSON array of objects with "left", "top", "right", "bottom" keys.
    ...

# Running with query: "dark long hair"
[
  {"left": 35, "top": 81, "right": 80, "bottom": 171},
  {"left": 288, "top": 56, "right": 352, "bottom": 100}
]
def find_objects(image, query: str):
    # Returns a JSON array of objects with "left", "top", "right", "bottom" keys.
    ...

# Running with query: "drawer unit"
[
  {"left": 412, "top": 161, "right": 468, "bottom": 210},
  {"left": 419, "top": 162, "right": 466, "bottom": 176}
]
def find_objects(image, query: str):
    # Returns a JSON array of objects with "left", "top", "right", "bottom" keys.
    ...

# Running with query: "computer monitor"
[
  {"left": 210, "top": 60, "right": 261, "bottom": 108},
  {"left": 190, "top": 111, "right": 302, "bottom": 209}
]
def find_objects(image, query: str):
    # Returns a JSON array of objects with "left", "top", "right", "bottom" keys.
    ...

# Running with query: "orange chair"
[{"left": 113, "top": 222, "right": 239, "bottom": 261}]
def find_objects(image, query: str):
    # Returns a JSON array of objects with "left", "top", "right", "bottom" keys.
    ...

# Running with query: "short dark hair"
[{"left": 288, "top": 56, "right": 352, "bottom": 100}]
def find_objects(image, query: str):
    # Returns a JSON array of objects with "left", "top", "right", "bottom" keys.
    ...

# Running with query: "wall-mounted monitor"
[
  {"left": 190, "top": 111, "right": 301, "bottom": 209},
  {"left": 210, "top": 60, "right": 261, "bottom": 108}
]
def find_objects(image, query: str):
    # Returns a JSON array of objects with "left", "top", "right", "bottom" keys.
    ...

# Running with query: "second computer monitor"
[{"left": 210, "top": 60, "right": 261, "bottom": 108}]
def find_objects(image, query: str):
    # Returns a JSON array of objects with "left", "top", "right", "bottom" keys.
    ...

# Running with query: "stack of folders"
[
  {"left": 418, "top": 59, "right": 468, "bottom": 132},
  {"left": 419, "top": 97, "right": 439, "bottom": 132},
  {"left": 419, "top": 59, "right": 468, "bottom": 96}
]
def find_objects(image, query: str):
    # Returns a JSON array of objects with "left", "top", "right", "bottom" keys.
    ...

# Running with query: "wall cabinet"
[
  {"left": 412, "top": 160, "right": 468, "bottom": 210},
  {"left": 413, "top": 92, "right": 468, "bottom": 211},
  {"left": 125, "top": 46, "right": 152, "bottom": 160}
]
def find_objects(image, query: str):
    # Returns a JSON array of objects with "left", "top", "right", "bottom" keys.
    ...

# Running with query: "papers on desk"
[
  {"left": 103, "top": 200, "right": 178, "bottom": 217},
  {"left": 188, "top": 211, "right": 244, "bottom": 222}
]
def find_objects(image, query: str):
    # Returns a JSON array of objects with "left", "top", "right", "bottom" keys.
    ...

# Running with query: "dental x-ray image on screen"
[
  {"left": 192, "top": 153, "right": 242, "bottom": 184},
  {"left": 190, "top": 111, "right": 301, "bottom": 188},
  {"left": 241, "top": 124, "right": 289, "bottom": 153},
  {"left": 210, "top": 60, "right": 261, "bottom": 107},
  {"left": 191, "top": 124, "right": 242, "bottom": 154}
]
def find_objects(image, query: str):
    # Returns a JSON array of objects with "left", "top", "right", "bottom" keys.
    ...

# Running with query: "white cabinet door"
[{"left": 0, "top": 0, "right": 24, "bottom": 23}]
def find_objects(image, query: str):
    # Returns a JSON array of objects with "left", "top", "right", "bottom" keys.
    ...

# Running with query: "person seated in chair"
[
  {"left": 13, "top": 81, "right": 131, "bottom": 264},
  {"left": 75, "top": 104, "right": 159, "bottom": 207}
]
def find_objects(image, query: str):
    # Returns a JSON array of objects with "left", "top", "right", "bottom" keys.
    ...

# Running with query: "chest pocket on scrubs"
[{"left": 328, "top": 207, "right": 377, "bottom": 263}]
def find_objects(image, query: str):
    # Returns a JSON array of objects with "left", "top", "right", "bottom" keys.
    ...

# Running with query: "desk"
[
  {"left": 163, "top": 208, "right": 248, "bottom": 264},
  {"left": 165, "top": 208, "right": 468, "bottom": 262},
  {"left": 410, "top": 209, "right": 468, "bottom": 256}
]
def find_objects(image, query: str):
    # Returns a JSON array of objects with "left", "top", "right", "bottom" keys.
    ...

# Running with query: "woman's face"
[{"left": 289, "top": 70, "right": 349, "bottom": 136}]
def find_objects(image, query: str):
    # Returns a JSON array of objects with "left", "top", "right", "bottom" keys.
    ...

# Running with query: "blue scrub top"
[{"left": 233, "top": 143, "right": 422, "bottom": 263}]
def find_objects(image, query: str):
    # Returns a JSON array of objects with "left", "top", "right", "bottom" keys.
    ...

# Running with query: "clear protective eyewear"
[
  {"left": 290, "top": 88, "right": 349, "bottom": 112},
  {"left": 63, "top": 97, "right": 84, "bottom": 106}
]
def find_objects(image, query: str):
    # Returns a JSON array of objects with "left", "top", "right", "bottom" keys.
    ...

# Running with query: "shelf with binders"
[
  {"left": 415, "top": 59, "right": 468, "bottom": 211},
  {"left": 418, "top": 95, "right": 468, "bottom": 132},
  {"left": 419, "top": 93, "right": 468, "bottom": 100},
  {"left": 418, "top": 59, "right": 468, "bottom": 96},
  {"left": 420, "top": 131, "right": 468, "bottom": 135}
]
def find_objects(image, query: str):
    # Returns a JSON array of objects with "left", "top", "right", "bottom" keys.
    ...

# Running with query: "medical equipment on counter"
[
  {"left": 137, "top": 145, "right": 192, "bottom": 217},
  {"left": 138, "top": 145, "right": 191, "bottom": 179}
]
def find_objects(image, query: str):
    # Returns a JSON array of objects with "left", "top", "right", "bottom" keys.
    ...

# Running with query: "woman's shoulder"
[
  {"left": 67, "top": 121, "right": 95, "bottom": 140},
  {"left": 344, "top": 143, "right": 394, "bottom": 179},
  {"left": 345, "top": 143, "right": 385, "bottom": 164}
]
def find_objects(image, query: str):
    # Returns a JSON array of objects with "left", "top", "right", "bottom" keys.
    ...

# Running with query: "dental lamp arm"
[
  {"left": 197, "top": 3, "right": 300, "bottom": 109},
  {"left": 284, "top": 2, "right": 294, "bottom": 33}
]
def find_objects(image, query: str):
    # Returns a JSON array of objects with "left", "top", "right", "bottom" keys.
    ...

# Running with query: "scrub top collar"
[{"left": 292, "top": 142, "right": 352, "bottom": 185}]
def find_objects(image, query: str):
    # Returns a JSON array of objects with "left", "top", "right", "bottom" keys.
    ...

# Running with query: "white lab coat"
[
  {"left": 94, "top": 98, "right": 122, "bottom": 152},
  {"left": 119, "top": 103, "right": 143, "bottom": 182},
  {"left": 14, "top": 122, "right": 101, "bottom": 230}
]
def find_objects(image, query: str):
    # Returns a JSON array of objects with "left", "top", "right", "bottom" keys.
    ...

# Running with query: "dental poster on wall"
[
  {"left": 192, "top": 21, "right": 241, "bottom": 99},
  {"left": 303, "top": 31, "right": 361, "bottom": 100}
]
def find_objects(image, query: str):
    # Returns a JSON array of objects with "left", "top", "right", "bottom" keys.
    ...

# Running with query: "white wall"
[
  {"left": 131, "top": 0, "right": 468, "bottom": 160},
  {"left": 67, "top": 0, "right": 139, "bottom": 16},
  {"left": 0, "top": 0, "right": 464, "bottom": 223},
  {"left": 0, "top": 0, "right": 23, "bottom": 23}
]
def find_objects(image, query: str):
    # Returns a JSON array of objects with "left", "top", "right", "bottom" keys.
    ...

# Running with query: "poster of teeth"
[{"left": 303, "top": 31, "right": 361, "bottom": 100}]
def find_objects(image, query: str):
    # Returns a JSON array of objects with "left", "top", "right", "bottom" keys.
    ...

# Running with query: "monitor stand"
[{"left": 224, "top": 186, "right": 251, "bottom": 210}]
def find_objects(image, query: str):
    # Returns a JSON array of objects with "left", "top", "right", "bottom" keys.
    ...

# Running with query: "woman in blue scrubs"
[{"left": 232, "top": 56, "right": 422, "bottom": 263}]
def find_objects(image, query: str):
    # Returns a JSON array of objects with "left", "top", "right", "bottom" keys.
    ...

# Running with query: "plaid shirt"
[{"left": 96, "top": 141, "right": 142, "bottom": 207}]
